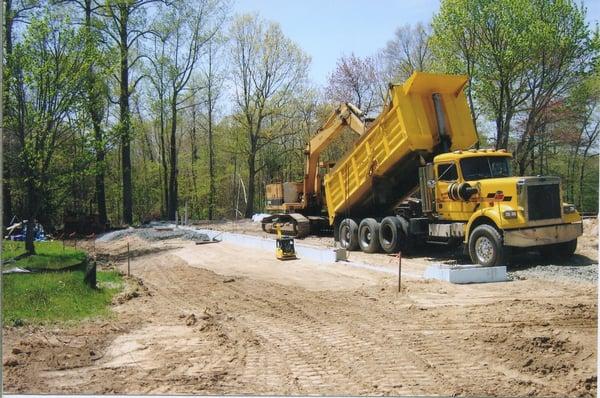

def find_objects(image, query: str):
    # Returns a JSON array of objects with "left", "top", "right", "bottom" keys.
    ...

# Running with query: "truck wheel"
[
  {"left": 379, "top": 216, "right": 403, "bottom": 253},
  {"left": 396, "top": 216, "right": 411, "bottom": 252},
  {"left": 358, "top": 218, "right": 381, "bottom": 253},
  {"left": 539, "top": 239, "right": 577, "bottom": 259},
  {"left": 339, "top": 218, "right": 359, "bottom": 251},
  {"left": 468, "top": 224, "right": 506, "bottom": 266}
]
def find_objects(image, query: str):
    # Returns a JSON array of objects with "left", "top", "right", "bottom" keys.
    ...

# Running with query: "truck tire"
[
  {"left": 468, "top": 224, "right": 506, "bottom": 266},
  {"left": 379, "top": 216, "right": 403, "bottom": 253},
  {"left": 539, "top": 239, "right": 577, "bottom": 259},
  {"left": 396, "top": 216, "right": 411, "bottom": 252},
  {"left": 358, "top": 218, "right": 381, "bottom": 253},
  {"left": 339, "top": 218, "right": 359, "bottom": 251}
]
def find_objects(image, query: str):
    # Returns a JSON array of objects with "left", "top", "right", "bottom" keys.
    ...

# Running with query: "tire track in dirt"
[
  {"left": 7, "top": 240, "right": 595, "bottom": 396},
  {"left": 221, "top": 282, "right": 444, "bottom": 395}
]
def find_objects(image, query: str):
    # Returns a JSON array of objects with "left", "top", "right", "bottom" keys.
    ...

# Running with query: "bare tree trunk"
[
  {"left": 245, "top": 150, "right": 256, "bottom": 218},
  {"left": 168, "top": 97, "right": 178, "bottom": 220},
  {"left": 207, "top": 81, "right": 215, "bottom": 220},
  {"left": 3, "top": 164, "right": 12, "bottom": 226},
  {"left": 578, "top": 130, "right": 598, "bottom": 209},
  {"left": 159, "top": 106, "right": 168, "bottom": 218},
  {"left": 232, "top": 153, "right": 237, "bottom": 214},
  {"left": 82, "top": 0, "right": 108, "bottom": 227},
  {"left": 190, "top": 105, "right": 198, "bottom": 217},
  {"left": 3, "top": 0, "right": 14, "bottom": 226},
  {"left": 94, "top": 122, "right": 107, "bottom": 226},
  {"left": 25, "top": 180, "right": 36, "bottom": 255},
  {"left": 119, "top": 6, "right": 133, "bottom": 225}
]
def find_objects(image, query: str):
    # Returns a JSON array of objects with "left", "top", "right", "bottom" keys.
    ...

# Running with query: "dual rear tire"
[
  {"left": 358, "top": 218, "right": 381, "bottom": 253},
  {"left": 339, "top": 218, "right": 359, "bottom": 251},
  {"left": 379, "top": 216, "right": 409, "bottom": 253},
  {"left": 341, "top": 218, "right": 577, "bottom": 266},
  {"left": 339, "top": 216, "right": 408, "bottom": 254}
]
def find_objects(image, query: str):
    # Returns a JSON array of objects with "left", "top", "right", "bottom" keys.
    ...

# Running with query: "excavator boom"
[
  {"left": 303, "top": 103, "right": 365, "bottom": 208},
  {"left": 263, "top": 102, "right": 365, "bottom": 237}
]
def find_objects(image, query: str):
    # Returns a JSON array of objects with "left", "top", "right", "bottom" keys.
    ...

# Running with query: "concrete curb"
[
  {"left": 180, "top": 225, "right": 431, "bottom": 278},
  {"left": 184, "top": 227, "right": 341, "bottom": 264}
]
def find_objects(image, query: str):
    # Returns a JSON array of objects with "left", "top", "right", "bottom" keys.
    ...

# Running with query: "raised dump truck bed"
[{"left": 324, "top": 72, "right": 478, "bottom": 225}]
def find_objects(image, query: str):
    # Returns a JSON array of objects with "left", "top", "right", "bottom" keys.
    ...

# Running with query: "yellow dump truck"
[{"left": 266, "top": 72, "right": 583, "bottom": 266}]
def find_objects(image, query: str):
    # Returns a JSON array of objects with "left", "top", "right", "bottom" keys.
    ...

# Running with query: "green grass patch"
[
  {"left": 2, "top": 240, "right": 86, "bottom": 270},
  {"left": 2, "top": 270, "right": 123, "bottom": 325}
]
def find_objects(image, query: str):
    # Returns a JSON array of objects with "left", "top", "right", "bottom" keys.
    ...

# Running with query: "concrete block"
[
  {"left": 424, "top": 264, "right": 507, "bottom": 284},
  {"left": 334, "top": 248, "right": 347, "bottom": 261}
]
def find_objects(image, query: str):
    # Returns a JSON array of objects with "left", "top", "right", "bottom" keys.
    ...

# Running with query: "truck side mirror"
[{"left": 427, "top": 179, "right": 436, "bottom": 189}]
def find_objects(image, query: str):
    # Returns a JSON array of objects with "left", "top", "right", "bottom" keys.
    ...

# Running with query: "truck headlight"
[
  {"left": 563, "top": 204, "right": 576, "bottom": 214},
  {"left": 503, "top": 210, "right": 518, "bottom": 219}
]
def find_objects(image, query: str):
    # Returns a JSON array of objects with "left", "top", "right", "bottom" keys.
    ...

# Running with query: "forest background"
[{"left": 2, "top": 0, "right": 598, "bottom": 253}]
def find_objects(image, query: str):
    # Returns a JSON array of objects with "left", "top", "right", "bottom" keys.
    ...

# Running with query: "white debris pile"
[{"left": 251, "top": 213, "right": 270, "bottom": 223}]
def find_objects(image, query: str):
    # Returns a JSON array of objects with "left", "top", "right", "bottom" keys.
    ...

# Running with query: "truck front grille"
[{"left": 527, "top": 184, "right": 561, "bottom": 221}]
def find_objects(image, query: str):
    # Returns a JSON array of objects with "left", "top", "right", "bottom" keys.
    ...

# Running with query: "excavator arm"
[
  {"left": 303, "top": 103, "right": 365, "bottom": 208},
  {"left": 262, "top": 103, "right": 365, "bottom": 239}
]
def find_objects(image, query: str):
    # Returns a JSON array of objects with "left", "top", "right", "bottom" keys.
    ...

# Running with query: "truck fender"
[{"left": 463, "top": 209, "right": 502, "bottom": 244}]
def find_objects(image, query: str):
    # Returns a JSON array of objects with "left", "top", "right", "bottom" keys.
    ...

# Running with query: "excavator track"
[{"left": 261, "top": 213, "right": 311, "bottom": 238}]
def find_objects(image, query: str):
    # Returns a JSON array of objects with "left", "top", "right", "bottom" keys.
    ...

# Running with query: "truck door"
[{"left": 435, "top": 162, "right": 461, "bottom": 220}]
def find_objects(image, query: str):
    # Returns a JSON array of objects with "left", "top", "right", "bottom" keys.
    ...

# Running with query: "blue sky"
[{"left": 232, "top": 0, "right": 600, "bottom": 86}]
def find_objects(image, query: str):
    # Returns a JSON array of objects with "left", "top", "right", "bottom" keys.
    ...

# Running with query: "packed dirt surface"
[{"left": 3, "top": 227, "right": 597, "bottom": 396}]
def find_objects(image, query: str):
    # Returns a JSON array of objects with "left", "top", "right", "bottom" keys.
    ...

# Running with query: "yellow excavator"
[{"left": 262, "top": 103, "right": 366, "bottom": 237}]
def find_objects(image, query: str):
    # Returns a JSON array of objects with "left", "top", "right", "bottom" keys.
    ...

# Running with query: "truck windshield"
[{"left": 460, "top": 156, "right": 512, "bottom": 180}]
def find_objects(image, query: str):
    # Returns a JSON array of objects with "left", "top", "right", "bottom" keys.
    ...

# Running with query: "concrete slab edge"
[
  {"left": 181, "top": 225, "right": 425, "bottom": 278},
  {"left": 185, "top": 227, "right": 339, "bottom": 264}
]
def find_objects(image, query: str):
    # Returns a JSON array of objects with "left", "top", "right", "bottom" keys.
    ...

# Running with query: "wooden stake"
[
  {"left": 127, "top": 242, "right": 130, "bottom": 277},
  {"left": 398, "top": 251, "right": 402, "bottom": 293}
]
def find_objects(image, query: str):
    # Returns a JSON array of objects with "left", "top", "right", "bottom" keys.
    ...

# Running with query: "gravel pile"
[
  {"left": 135, "top": 228, "right": 209, "bottom": 242},
  {"left": 508, "top": 263, "right": 598, "bottom": 284},
  {"left": 96, "top": 226, "right": 209, "bottom": 243},
  {"left": 96, "top": 227, "right": 136, "bottom": 242},
  {"left": 506, "top": 218, "right": 598, "bottom": 284},
  {"left": 507, "top": 247, "right": 598, "bottom": 284}
]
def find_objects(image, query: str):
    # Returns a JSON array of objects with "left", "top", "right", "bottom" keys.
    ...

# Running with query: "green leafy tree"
[
  {"left": 229, "top": 14, "right": 310, "bottom": 218},
  {"left": 3, "top": 0, "right": 39, "bottom": 226},
  {"left": 102, "top": 0, "right": 161, "bottom": 224},
  {"left": 432, "top": 0, "right": 540, "bottom": 148},
  {"left": 7, "top": 13, "right": 95, "bottom": 253},
  {"left": 432, "top": 0, "right": 597, "bottom": 154}
]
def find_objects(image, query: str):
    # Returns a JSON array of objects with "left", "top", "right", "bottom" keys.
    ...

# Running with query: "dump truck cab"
[{"left": 420, "top": 149, "right": 583, "bottom": 265}]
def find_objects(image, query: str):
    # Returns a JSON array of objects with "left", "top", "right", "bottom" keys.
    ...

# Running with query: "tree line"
[{"left": 2, "top": 0, "right": 598, "bottom": 254}]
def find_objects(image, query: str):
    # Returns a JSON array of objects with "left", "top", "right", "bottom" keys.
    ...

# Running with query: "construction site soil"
[{"left": 3, "top": 219, "right": 598, "bottom": 396}]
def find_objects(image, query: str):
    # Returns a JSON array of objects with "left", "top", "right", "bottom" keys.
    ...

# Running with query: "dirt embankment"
[{"left": 3, "top": 236, "right": 597, "bottom": 396}]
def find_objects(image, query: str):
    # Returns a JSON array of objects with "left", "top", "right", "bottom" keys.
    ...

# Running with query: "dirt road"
[{"left": 3, "top": 235, "right": 597, "bottom": 396}]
